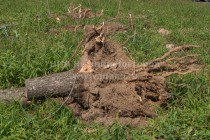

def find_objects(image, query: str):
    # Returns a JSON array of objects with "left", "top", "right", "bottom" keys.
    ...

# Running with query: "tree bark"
[
  {"left": 0, "top": 87, "right": 27, "bottom": 104},
  {"left": 25, "top": 71, "right": 85, "bottom": 100}
]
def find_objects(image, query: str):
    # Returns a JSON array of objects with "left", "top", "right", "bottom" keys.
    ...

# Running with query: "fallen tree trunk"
[
  {"left": 25, "top": 71, "right": 85, "bottom": 100},
  {"left": 0, "top": 87, "right": 27, "bottom": 104},
  {"left": 0, "top": 70, "right": 86, "bottom": 103}
]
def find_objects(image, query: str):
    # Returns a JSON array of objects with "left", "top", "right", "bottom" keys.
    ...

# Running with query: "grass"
[{"left": 0, "top": 0, "right": 210, "bottom": 139}]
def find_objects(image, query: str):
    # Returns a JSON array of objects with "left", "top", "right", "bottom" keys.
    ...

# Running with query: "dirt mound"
[
  {"left": 45, "top": 4, "right": 200, "bottom": 127},
  {"left": 60, "top": 24, "right": 200, "bottom": 127}
]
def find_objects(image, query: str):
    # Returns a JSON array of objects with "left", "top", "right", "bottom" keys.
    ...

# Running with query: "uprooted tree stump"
[{"left": 0, "top": 21, "right": 201, "bottom": 127}]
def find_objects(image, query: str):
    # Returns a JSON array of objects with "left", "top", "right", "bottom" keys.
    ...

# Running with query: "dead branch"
[{"left": 129, "top": 14, "right": 134, "bottom": 31}]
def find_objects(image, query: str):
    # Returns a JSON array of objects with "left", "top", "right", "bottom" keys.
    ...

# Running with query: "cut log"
[
  {"left": 0, "top": 87, "right": 27, "bottom": 104},
  {"left": 25, "top": 71, "right": 85, "bottom": 100}
]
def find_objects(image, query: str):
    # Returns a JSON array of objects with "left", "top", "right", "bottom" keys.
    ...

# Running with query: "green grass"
[{"left": 0, "top": 0, "right": 210, "bottom": 139}]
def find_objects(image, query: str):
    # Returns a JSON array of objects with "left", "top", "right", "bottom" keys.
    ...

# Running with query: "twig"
[
  {"left": 62, "top": 39, "right": 84, "bottom": 70},
  {"left": 148, "top": 45, "right": 200, "bottom": 65},
  {"left": 73, "top": 4, "right": 82, "bottom": 12},
  {"left": 135, "top": 45, "right": 200, "bottom": 75},
  {"left": 129, "top": 14, "right": 134, "bottom": 31},
  {"left": 79, "top": 7, "right": 82, "bottom": 18},
  {"left": 165, "top": 54, "right": 198, "bottom": 63},
  {"left": 116, "top": 0, "right": 121, "bottom": 17},
  {"left": 133, "top": 61, "right": 136, "bottom": 75},
  {"left": 46, "top": 0, "right": 51, "bottom": 15},
  {"left": 162, "top": 69, "right": 198, "bottom": 77},
  {"left": 167, "top": 82, "right": 189, "bottom": 88},
  {"left": 82, "top": 9, "right": 91, "bottom": 19},
  {"left": 44, "top": 77, "right": 77, "bottom": 119},
  {"left": 122, "top": 31, "right": 137, "bottom": 46},
  {"left": 74, "top": 25, "right": 83, "bottom": 32}
]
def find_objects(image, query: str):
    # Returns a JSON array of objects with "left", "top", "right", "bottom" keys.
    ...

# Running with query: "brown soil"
[{"left": 60, "top": 23, "right": 200, "bottom": 127}]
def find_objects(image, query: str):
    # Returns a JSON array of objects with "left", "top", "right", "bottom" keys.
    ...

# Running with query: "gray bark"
[
  {"left": 0, "top": 87, "right": 27, "bottom": 104},
  {"left": 25, "top": 71, "right": 85, "bottom": 100}
]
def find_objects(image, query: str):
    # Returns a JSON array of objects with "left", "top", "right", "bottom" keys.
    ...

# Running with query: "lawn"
[{"left": 0, "top": 0, "right": 210, "bottom": 139}]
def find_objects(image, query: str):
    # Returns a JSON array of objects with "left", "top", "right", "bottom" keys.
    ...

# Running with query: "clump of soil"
[{"left": 61, "top": 23, "right": 200, "bottom": 127}]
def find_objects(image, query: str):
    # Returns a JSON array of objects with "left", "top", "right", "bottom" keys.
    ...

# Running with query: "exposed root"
[
  {"left": 61, "top": 20, "right": 201, "bottom": 127},
  {"left": 148, "top": 45, "right": 200, "bottom": 65},
  {"left": 134, "top": 45, "right": 200, "bottom": 79},
  {"left": 161, "top": 69, "right": 198, "bottom": 77},
  {"left": 45, "top": 4, "right": 201, "bottom": 127}
]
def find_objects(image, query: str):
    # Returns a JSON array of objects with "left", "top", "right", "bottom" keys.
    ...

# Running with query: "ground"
[{"left": 0, "top": 0, "right": 210, "bottom": 139}]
